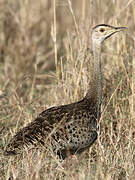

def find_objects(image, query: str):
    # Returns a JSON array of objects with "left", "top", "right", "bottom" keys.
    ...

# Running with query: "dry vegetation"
[{"left": 0, "top": 0, "right": 135, "bottom": 179}]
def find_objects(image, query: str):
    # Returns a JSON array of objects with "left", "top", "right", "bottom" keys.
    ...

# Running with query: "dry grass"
[{"left": 0, "top": 0, "right": 135, "bottom": 179}]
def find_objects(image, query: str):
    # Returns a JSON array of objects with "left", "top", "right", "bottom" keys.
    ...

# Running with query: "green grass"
[{"left": 0, "top": 0, "right": 135, "bottom": 179}]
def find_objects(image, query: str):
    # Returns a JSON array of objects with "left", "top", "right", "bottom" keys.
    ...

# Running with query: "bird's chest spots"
[{"left": 51, "top": 112, "right": 96, "bottom": 147}]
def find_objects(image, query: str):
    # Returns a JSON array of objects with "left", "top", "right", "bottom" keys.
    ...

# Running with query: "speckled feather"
[{"left": 4, "top": 98, "right": 98, "bottom": 159}]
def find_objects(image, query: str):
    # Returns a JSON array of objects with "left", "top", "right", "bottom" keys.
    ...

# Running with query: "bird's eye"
[{"left": 99, "top": 28, "right": 105, "bottom": 33}]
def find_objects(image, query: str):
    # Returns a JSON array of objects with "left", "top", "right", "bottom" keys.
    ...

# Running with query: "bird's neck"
[{"left": 85, "top": 41, "right": 102, "bottom": 118}]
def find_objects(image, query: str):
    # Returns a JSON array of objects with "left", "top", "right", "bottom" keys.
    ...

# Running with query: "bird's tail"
[{"left": 4, "top": 117, "right": 47, "bottom": 156}]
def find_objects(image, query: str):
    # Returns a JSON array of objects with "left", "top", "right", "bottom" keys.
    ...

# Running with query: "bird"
[{"left": 4, "top": 24, "right": 126, "bottom": 159}]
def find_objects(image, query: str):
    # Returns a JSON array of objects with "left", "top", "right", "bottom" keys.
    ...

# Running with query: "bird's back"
[{"left": 4, "top": 98, "right": 98, "bottom": 159}]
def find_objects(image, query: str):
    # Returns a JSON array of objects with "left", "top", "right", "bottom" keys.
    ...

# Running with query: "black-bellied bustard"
[{"left": 4, "top": 24, "right": 126, "bottom": 159}]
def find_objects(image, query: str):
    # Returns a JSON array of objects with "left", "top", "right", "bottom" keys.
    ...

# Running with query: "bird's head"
[{"left": 91, "top": 24, "right": 126, "bottom": 45}]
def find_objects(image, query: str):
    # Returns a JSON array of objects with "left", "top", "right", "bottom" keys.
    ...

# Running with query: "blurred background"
[{"left": 0, "top": 0, "right": 135, "bottom": 179}]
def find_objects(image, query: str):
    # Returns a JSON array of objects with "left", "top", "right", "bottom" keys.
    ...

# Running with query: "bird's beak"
[
  {"left": 104, "top": 26, "right": 127, "bottom": 40},
  {"left": 114, "top": 26, "right": 127, "bottom": 32},
  {"left": 109, "top": 27, "right": 127, "bottom": 35}
]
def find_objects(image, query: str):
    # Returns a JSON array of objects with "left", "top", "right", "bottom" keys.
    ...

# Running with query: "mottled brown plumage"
[{"left": 4, "top": 24, "right": 126, "bottom": 159}]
